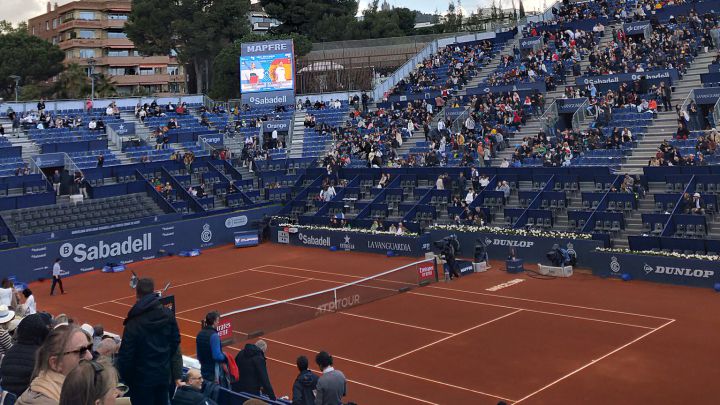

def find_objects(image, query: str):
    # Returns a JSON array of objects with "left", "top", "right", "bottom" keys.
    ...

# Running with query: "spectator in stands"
[
  {"left": 0, "top": 312, "right": 53, "bottom": 396},
  {"left": 314, "top": 351, "right": 346, "bottom": 405},
  {"left": 58, "top": 358, "right": 122, "bottom": 405},
  {"left": 196, "top": 311, "right": 227, "bottom": 387},
  {"left": 15, "top": 324, "right": 92, "bottom": 404},
  {"left": 172, "top": 368, "right": 216, "bottom": 405},
  {"left": 291, "top": 355, "right": 317, "bottom": 405},
  {"left": 0, "top": 305, "right": 15, "bottom": 356},
  {"left": 691, "top": 193, "right": 705, "bottom": 215},
  {"left": 370, "top": 220, "right": 383, "bottom": 232},
  {"left": 0, "top": 278, "right": 18, "bottom": 309},
  {"left": 85, "top": 99, "right": 93, "bottom": 112},
  {"left": 232, "top": 340, "right": 276, "bottom": 401},
  {"left": 396, "top": 222, "right": 407, "bottom": 236},
  {"left": 496, "top": 181, "right": 511, "bottom": 201},
  {"left": 22, "top": 288, "right": 36, "bottom": 315},
  {"left": 117, "top": 278, "right": 182, "bottom": 405},
  {"left": 675, "top": 122, "right": 690, "bottom": 140},
  {"left": 97, "top": 154, "right": 105, "bottom": 168},
  {"left": 94, "top": 338, "right": 119, "bottom": 362}
]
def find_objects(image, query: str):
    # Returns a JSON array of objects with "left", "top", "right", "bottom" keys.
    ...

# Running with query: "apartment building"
[{"left": 28, "top": 0, "right": 185, "bottom": 96}]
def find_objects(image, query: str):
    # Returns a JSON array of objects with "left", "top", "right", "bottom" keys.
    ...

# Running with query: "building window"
[
  {"left": 46, "top": 21, "right": 49, "bottom": 30},
  {"left": 139, "top": 67, "right": 155, "bottom": 76},
  {"left": 169, "top": 82, "right": 181, "bottom": 93},
  {"left": 79, "top": 11, "right": 95, "bottom": 20},
  {"left": 32, "top": 26, "right": 35, "bottom": 35},
  {"left": 108, "top": 14, "right": 128, "bottom": 20},
  {"left": 79, "top": 49, "right": 95, "bottom": 58},
  {"left": 107, "top": 31, "right": 128, "bottom": 39},
  {"left": 52, "top": 19, "right": 58, "bottom": 29},
  {"left": 108, "top": 67, "right": 133, "bottom": 76},
  {"left": 78, "top": 30, "right": 96, "bottom": 39},
  {"left": 167, "top": 66, "right": 179, "bottom": 75},
  {"left": 107, "top": 49, "right": 130, "bottom": 57}
]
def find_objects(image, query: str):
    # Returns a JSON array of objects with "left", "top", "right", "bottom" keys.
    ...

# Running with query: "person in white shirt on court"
[{"left": 51, "top": 258, "right": 65, "bottom": 296}]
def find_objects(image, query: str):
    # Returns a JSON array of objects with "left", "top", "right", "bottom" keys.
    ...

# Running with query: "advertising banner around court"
[
  {"left": 198, "top": 133, "right": 224, "bottom": 146},
  {"left": 33, "top": 153, "right": 66, "bottom": 168},
  {"left": 623, "top": 21, "right": 651, "bottom": 37},
  {"left": 234, "top": 231, "right": 260, "bottom": 248},
  {"left": 576, "top": 69, "right": 679, "bottom": 92},
  {"left": 261, "top": 120, "right": 291, "bottom": 133},
  {"left": 0, "top": 206, "right": 276, "bottom": 283},
  {"left": 693, "top": 88, "right": 720, "bottom": 105},
  {"left": 428, "top": 229, "right": 603, "bottom": 268},
  {"left": 465, "top": 81, "right": 546, "bottom": 96},
  {"left": 108, "top": 122, "right": 136, "bottom": 137},
  {"left": 557, "top": 98, "right": 586, "bottom": 114},
  {"left": 270, "top": 226, "right": 431, "bottom": 257},
  {"left": 588, "top": 251, "right": 720, "bottom": 288},
  {"left": 519, "top": 36, "right": 543, "bottom": 49},
  {"left": 240, "top": 39, "right": 295, "bottom": 107}
]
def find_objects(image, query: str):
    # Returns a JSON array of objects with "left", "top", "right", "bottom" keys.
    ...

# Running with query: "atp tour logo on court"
[
  {"left": 200, "top": 224, "right": 213, "bottom": 243},
  {"left": 315, "top": 294, "right": 360, "bottom": 316},
  {"left": 339, "top": 235, "right": 355, "bottom": 250},
  {"left": 610, "top": 256, "right": 621, "bottom": 273}
]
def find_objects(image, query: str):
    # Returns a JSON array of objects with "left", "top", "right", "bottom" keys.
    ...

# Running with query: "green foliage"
[
  {"left": 53, "top": 64, "right": 91, "bottom": 99},
  {"left": 0, "top": 26, "right": 65, "bottom": 100},
  {"left": 261, "top": 0, "right": 359, "bottom": 40},
  {"left": 126, "top": 0, "right": 251, "bottom": 92},
  {"left": 209, "top": 32, "right": 312, "bottom": 100}
]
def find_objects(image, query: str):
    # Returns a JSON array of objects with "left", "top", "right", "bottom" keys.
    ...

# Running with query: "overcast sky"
[{"left": 1, "top": 0, "right": 545, "bottom": 26}]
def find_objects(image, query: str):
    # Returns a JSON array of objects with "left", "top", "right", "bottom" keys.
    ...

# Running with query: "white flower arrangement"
[
  {"left": 273, "top": 217, "right": 419, "bottom": 237},
  {"left": 596, "top": 247, "right": 720, "bottom": 262},
  {"left": 429, "top": 224, "right": 593, "bottom": 240}
]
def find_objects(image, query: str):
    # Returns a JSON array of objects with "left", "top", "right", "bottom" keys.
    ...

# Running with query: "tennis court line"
[
  {"left": 268, "top": 264, "right": 674, "bottom": 322},
  {"left": 512, "top": 319, "right": 676, "bottom": 404},
  {"left": 246, "top": 294, "right": 453, "bottom": 335},
  {"left": 175, "top": 278, "right": 313, "bottom": 315},
  {"left": 427, "top": 285, "right": 676, "bottom": 321},
  {"left": 375, "top": 309, "right": 523, "bottom": 367},
  {"left": 410, "top": 291, "right": 658, "bottom": 330},
  {"left": 261, "top": 336, "right": 517, "bottom": 403},
  {"left": 86, "top": 265, "right": 263, "bottom": 308}
]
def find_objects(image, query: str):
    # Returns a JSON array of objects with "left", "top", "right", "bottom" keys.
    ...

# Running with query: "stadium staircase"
[
  {"left": 0, "top": 118, "right": 40, "bottom": 161},
  {"left": 491, "top": 23, "right": 617, "bottom": 167},
  {"left": 119, "top": 110, "right": 154, "bottom": 146},
  {"left": 288, "top": 109, "right": 310, "bottom": 159},
  {"left": 619, "top": 50, "right": 714, "bottom": 174}
]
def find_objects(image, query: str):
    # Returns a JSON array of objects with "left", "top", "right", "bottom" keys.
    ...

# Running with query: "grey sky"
[{"left": 1, "top": 0, "right": 546, "bottom": 26}]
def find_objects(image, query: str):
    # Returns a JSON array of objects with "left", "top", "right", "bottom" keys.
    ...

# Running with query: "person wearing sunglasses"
[
  {"left": 16, "top": 324, "right": 92, "bottom": 405},
  {"left": 59, "top": 358, "right": 128, "bottom": 405}
]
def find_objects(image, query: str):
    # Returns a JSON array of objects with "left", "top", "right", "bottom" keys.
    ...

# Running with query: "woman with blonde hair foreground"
[{"left": 59, "top": 358, "right": 127, "bottom": 405}]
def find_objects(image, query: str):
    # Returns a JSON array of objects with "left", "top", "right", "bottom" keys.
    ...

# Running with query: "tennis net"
[{"left": 220, "top": 257, "right": 438, "bottom": 340}]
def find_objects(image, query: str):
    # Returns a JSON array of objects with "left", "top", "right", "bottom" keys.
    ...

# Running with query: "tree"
[
  {"left": 53, "top": 64, "right": 90, "bottom": 99},
  {"left": 126, "top": 0, "right": 251, "bottom": 94},
  {"left": 490, "top": 0, "right": 499, "bottom": 21},
  {"left": 260, "top": 0, "right": 359, "bottom": 41},
  {"left": 209, "top": 33, "right": 312, "bottom": 100},
  {"left": 0, "top": 24, "right": 64, "bottom": 100},
  {"left": 519, "top": 0, "right": 526, "bottom": 19},
  {"left": 441, "top": 1, "right": 464, "bottom": 33}
]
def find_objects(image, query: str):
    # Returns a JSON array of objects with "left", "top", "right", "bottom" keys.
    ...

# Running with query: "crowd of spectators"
[{"left": 0, "top": 277, "right": 348, "bottom": 405}]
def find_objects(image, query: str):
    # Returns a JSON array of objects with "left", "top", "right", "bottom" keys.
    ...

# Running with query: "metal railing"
[
  {"left": 571, "top": 98, "right": 590, "bottom": 131},
  {"left": 540, "top": 101, "right": 559, "bottom": 134},
  {"left": 680, "top": 89, "right": 695, "bottom": 115},
  {"left": 0, "top": 94, "right": 206, "bottom": 115},
  {"left": 713, "top": 95, "right": 720, "bottom": 128}
]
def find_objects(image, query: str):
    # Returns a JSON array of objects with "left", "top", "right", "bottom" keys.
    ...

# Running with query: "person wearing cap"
[
  {"left": 691, "top": 193, "right": 705, "bottom": 215},
  {"left": 0, "top": 313, "right": 53, "bottom": 396},
  {"left": 0, "top": 304, "right": 16, "bottom": 356}
]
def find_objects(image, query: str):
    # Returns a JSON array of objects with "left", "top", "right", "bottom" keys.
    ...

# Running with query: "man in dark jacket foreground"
[
  {"left": 232, "top": 339, "right": 276, "bottom": 400},
  {"left": 292, "top": 355, "right": 318, "bottom": 405},
  {"left": 117, "top": 278, "right": 181, "bottom": 405},
  {"left": 0, "top": 313, "right": 52, "bottom": 396},
  {"left": 172, "top": 368, "right": 217, "bottom": 405}
]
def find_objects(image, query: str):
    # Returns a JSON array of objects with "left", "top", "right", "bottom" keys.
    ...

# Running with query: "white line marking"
[
  {"left": 409, "top": 292, "right": 657, "bottom": 330},
  {"left": 428, "top": 285, "right": 674, "bottom": 321},
  {"left": 260, "top": 337, "right": 516, "bottom": 402},
  {"left": 375, "top": 310, "right": 523, "bottom": 367},
  {"left": 513, "top": 319, "right": 676, "bottom": 404}
]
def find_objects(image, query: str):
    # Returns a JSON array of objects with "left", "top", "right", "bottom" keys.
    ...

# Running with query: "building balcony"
[
  {"left": 58, "top": 37, "right": 134, "bottom": 50},
  {"left": 65, "top": 55, "right": 178, "bottom": 67},
  {"left": 110, "top": 74, "right": 185, "bottom": 86}
]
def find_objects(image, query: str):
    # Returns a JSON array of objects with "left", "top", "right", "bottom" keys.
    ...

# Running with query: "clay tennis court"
[{"left": 31, "top": 243, "right": 720, "bottom": 404}]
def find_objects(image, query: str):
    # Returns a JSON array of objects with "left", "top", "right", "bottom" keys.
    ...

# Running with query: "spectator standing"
[
  {"left": 52, "top": 170, "right": 61, "bottom": 196},
  {"left": 50, "top": 258, "right": 66, "bottom": 296},
  {"left": 0, "top": 304, "right": 15, "bottom": 356},
  {"left": 232, "top": 340, "right": 275, "bottom": 400},
  {"left": 117, "top": 278, "right": 182, "bottom": 405},
  {"left": 172, "top": 368, "right": 217, "bottom": 405},
  {"left": 23, "top": 288, "right": 36, "bottom": 315},
  {"left": 0, "top": 313, "right": 53, "bottom": 396},
  {"left": 15, "top": 325, "right": 93, "bottom": 405},
  {"left": 0, "top": 278, "right": 17, "bottom": 308},
  {"left": 196, "top": 311, "right": 226, "bottom": 386},
  {"left": 291, "top": 356, "right": 317, "bottom": 405},
  {"left": 314, "top": 351, "right": 346, "bottom": 405},
  {"left": 58, "top": 358, "right": 123, "bottom": 405}
]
